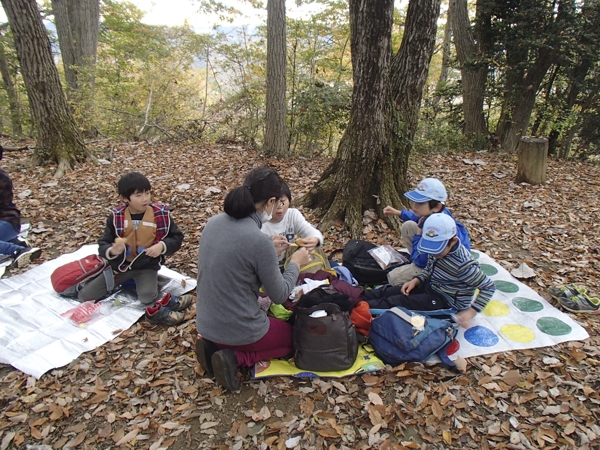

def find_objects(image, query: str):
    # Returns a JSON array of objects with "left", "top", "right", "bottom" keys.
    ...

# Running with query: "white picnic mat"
[
  {"left": 0, "top": 245, "right": 196, "bottom": 378},
  {"left": 448, "top": 250, "right": 589, "bottom": 359}
]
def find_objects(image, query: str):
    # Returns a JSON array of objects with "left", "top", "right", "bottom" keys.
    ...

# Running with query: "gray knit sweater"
[{"left": 195, "top": 212, "right": 300, "bottom": 345}]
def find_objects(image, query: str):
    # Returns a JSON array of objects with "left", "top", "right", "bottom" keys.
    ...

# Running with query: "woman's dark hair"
[
  {"left": 118, "top": 172, "right": 151, "bottom": 199},
  {"left": 224, "top": 167, "right": 283, "bottom": 219},
  {"left": 281, "top": 181, "right": 292, "bottom": 203}
]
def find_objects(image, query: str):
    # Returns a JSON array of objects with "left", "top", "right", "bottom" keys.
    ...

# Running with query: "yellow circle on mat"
[
  {"left": 501, "top": 324, "right": 535, "bottom": 343},
  {"left": 482, "top": 300, "right": 510, "bottom": 317}
]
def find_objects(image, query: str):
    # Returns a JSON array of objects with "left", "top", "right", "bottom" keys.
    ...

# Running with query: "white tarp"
[{"left": 0, "top": 245, "right": 196, "bottom": 378}]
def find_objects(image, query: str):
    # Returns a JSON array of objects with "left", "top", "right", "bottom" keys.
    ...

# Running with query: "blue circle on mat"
[{"left": 464, "top": 326, "right": 500, "bottom": 347}]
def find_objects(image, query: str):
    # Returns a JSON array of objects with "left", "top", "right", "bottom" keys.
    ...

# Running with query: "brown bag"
[{"left": 293, "top": 302, "right": 358, "bottom": 372}]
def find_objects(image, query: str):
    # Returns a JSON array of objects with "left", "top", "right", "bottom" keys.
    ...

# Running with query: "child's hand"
[
  {"left": 290, "top": 247, "right": 311, "bottom": 268},
  {"left": 401, "top": 278, "right": 420, "bottom": 295},
  {"left": 383, "top": 206, "right": 401, "bottom": 216},
  {"left": 272, "top": 235, "right": 289, "bottom": 255},
  {"left": 454, "top": 308, "right": 477, "bottom": 328},
  {"left": 109, "top": 241, "right": 126, "bottom": 256},
  {"left": 298, "top": 237, "right": 319, "bottom": 251},
  {"left": 144, "top": 243, "right": 164, "bottom": 258}
]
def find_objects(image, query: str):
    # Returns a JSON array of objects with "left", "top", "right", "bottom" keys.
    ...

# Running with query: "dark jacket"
[{"left": 98, "top": 203, "right": 183, "bottom": 272}]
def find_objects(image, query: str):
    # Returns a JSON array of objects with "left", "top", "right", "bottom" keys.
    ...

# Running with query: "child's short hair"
[
  {"left": 281, "top": 181, "right": 292, "bottom": 202},
  {"left": 118, "top": 172, "right": 151, "bottom": 199}
]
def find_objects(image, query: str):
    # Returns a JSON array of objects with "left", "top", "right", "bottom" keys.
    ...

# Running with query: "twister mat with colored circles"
[
  {"left": 446, "top": 249, "right": 589, "bottom": 360},
  {"left": 252, "top": 250, "right": 589, "bottom": 379}
]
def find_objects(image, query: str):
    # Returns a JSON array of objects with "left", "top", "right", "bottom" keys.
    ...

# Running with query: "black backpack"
[{"left": 341, "top": 240, "right": 406, "bottom": 285}]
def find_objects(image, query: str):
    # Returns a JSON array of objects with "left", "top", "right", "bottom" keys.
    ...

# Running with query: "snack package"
[
  {"left": 368, "top": 245, "right": 410, "bottom": 269},
  {"left": 61, "top": 300, "right": 106, "bottom": 327}
]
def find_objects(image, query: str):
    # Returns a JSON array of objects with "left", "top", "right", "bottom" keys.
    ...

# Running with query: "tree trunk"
[
  {"left": 301, "top": 0, "right": 394, "bottom": 236},
  {"left": 516, "top": 137, "right": 548, "bottom": 184},
  {"left": 387, "top": 0, "right": 442, "bottom": 203},
  {"left": 500, "top": 48, "right": 555, "bottom": 153},
  {"left": 300, "top": 0, "right": 441, "bottom": 237},
  {"left": 264, "top": 0, "right": 288, "bottom": 157},
  {"left": 432, "top": 2, "right": 452, "bottom": 110},
  {"left": 51, "top": 0, "right": 99, "bottom": 135},
  {"left": 1, "top": 0, "right": 87, "bottom": 176},
  {"left": 450, "top": 0, "right": 487, "bottom": 138},
  {"left": 0, "top": 39, "right": 22, "bottom": 137}
]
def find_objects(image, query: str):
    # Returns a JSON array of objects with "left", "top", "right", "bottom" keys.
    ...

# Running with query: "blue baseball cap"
[
  {"left": 417, "top": 213, "right": 457, "bottom": 254},
  {"left": 404, "top": 178, "right": 448, "bottom": 203}
]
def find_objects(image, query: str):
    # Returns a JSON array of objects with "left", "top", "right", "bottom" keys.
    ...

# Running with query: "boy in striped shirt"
[{"left": 364, "top": 213, "right": 495, "bottom": 328}]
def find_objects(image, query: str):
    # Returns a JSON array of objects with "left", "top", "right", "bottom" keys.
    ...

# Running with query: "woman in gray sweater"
[{"left": 195, "top": 167, "right": 310, "bottom": 391}]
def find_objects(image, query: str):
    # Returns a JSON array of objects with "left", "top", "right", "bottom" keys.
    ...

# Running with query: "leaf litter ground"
[{"left": 1, "top": 143, "right": 599, "bottom": 449}]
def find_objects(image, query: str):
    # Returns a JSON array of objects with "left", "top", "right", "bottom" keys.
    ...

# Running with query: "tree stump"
[{"left": 516, "top": 137, "right": 548, "bottom": 184}]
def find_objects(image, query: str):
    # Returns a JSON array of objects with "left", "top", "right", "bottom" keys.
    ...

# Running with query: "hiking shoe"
[
  {"left": 195, "top": 335, "right": 219, "bottom": 377},
  {"left": 549, "top": 285, "right": 600, "bottom": 314},
  {"left": 156, "top": 292, "right": 195, "bottom": 311},
  {"left": 145, "top": 304, "right": 185, "bottom": 325},
  {"left": 13, "top": 247, "right": 41, "bottom": 268},
  {"left": 211, "top": 349, "right": 240, "bottom": 391}
]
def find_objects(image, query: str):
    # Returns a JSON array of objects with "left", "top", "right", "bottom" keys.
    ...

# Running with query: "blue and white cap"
[
  {"left": 417, "top": 213, "right": 456, "bottom": 254},
  {"left": 404, "top": 178, "right": 448, "bottom": 203}
]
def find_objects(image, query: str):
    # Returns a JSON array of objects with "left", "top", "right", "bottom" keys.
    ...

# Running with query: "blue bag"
[{"left": 369, "top": 307, "right": 458, "bottom": 368}]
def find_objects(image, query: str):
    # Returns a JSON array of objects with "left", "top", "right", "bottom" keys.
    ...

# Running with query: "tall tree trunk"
[
  {"left": 450, "top": 0, "right": 487, "bottom": 138},
  {"left": 387, "top": 0, "right": 442, "bottom": 204},
  {"left": 432, "top": 2, "right": 453, "bottom": 109},
  {"left": 0, "top": 40, "right": 22, "bottom": 137},
  {"left": 51, "top": 0, "right": 99, "bottom": 135},
  {"left": 1, "top": 0, "right": 87, "bottom": 176},
  {"left": 264, "top": 0, "right": 288, "bottom": 157},
  {"left": 301, "top": 0, "right": 440, "bottom": 237},
  {"left": 301, "top": 0, "right": 394, "bottom": 236}
]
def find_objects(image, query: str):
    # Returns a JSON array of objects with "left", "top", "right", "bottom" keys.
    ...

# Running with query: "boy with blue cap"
[
  {"left": 383, "top": 177, "right": 470, "bottom": 286},
  {"left": 364, "top": 213, "right": 495, "bottom": 328}
]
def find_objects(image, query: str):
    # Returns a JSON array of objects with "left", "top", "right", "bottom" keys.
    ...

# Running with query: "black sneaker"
[
  {"left": 13, "top": 247, "right": 41, "bottom": 268},
  {"left": 195, "top": 335, "right": 218, "bottom": 377},
  {"left": 9, "top": 238, "right": 29, "bottom": 248},
  {"left": 145, "top": 304, "right": 185, "bottom": 325},
  {"left": 211, "top": 349, "right": 240, "bottom": 391}
]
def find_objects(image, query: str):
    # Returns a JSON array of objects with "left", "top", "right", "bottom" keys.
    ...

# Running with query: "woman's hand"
[
  {"left": 290, "top": 247, "right": 311, "bottom": 267},
  {"left": 401, "top": 278, "right": 420, "bottom": 295}
]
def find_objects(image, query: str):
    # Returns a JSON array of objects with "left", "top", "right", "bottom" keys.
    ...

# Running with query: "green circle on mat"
[
  {"left": 494, "top": 280, "right": 520, "bottom": 293},
  {"left": 470, "top": 251, "right": 480, "bottom": 260},
  {"left": 480, "top": 264, "right": 498, "bottom": 276},
  {"left": 513, "top": 297, "right": 544, "bottom": 312},
  {"left": 536, "top": 317, "right": 572, "bottom": 336}
]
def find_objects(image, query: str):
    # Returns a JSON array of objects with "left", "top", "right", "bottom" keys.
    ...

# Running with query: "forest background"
[{"left": 0, "top": 0, "right": 599, "bottom": 162}]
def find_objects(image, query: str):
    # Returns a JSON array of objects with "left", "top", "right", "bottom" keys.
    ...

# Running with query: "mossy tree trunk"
[
  {"left": 300, "top": 0, "right": 441, "bottom": 237},
  {"left": 1, "top": 0, "right": 87, "bottom": 177}
]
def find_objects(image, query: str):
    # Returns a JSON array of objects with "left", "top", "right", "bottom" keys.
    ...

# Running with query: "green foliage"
[{"left": 94, "top": 0, "right": 211, "bottom": 139}]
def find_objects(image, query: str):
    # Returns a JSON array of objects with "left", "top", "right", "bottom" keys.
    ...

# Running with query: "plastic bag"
[
  {"left": 61, "top": 300, "right": 106, "bottom": 326},
  {"left": 367, "top": 245, "right": 410, "bottom": 269}
]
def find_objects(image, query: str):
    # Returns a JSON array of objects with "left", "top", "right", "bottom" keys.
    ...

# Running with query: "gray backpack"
[{"left": 293, "top": 302, "right": 358, "bottom": 372}]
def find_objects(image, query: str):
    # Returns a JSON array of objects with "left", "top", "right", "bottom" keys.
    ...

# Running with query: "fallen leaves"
[{"left": 1, "top": 145, "right": 600, "bottom": 449}]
